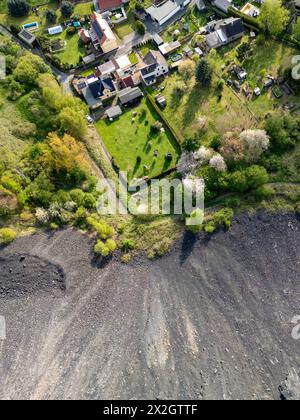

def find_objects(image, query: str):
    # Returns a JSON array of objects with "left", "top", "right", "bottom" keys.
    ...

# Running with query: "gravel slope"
[{"left": 0, "top": 212, "right": 299, "bottom": 400}]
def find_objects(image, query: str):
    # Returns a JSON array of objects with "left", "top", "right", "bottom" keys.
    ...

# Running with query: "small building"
[
  {"left": 78, "top": 29, "right": 91, "bottom": 44},
  {"left": 106, "top": 105, "right": 122, "bottom": 120},
  {"left": 48, "top": 25, "right": 63, "bottom": 36},
  {"left": 83, "top": 53, "right": 96, "bottom": 64},
  {"left": 240, "top": 2, "right": 260, "bottom": 18},
  {"left": 183, "top": 45, "right": 193, "bottom": 57},
  {"left": 155, "top": 94, "right": 167, "bottom": 108},
  {"left": 159, "top": 40, "right": 181, "bottom": 56},
  {"left": 194, "top": 47, "right": 204, "bottom": 57},
  {"left": 18, "top": 29, "right": 36, "bottom": 48},
  {"left": 98, "top": 60, "right": 116, "bottom": 76},
  {"left": 140, "top": 50, "right": 169, "bottom": 86},
  {"left": 118, "top": 87, "right": 143, "bottom": 106},
  {"left": 232, "top": 65, "right": 247, "bottom": 81}
]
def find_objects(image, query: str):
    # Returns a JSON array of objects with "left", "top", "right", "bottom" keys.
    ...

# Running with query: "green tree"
[
  {"left": 195, "top": 59, "right": 212, "bottom": 87},
  {"left": 60, "top": 1, "right": 74, "bottom": 18},
  {"left": 293, "top": 18, "right": 300, "bottom": 41},
  {"left": 58, "top": 107, "right": 87, "bottom": 140},
  {"left": 0, "top": 228, "right": 17, "bottom": 245},
  {"left": 245, "top": 165, "right": 269, "bottom": 189},
  {"left": 259, "top": 0, "right": 289, "bottom": 36},
  {"left": 46, "top": 9, "right": 57, "bottom": 24},
  {"left": 7, "top": 0, "right": 30, "bottom": 17},
  {"left": 136, "top": 20, "right": 146, "bottom": 35}
]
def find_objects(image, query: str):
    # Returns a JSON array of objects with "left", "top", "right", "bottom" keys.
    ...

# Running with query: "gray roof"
[
  {"left": 82, "top": 86, "right": 102, "bottom": 109},
  {"left": 18, "top": 29, "right": 36, "bottom": 44},
  {"left": 213, "top": 0, "right": 231, "bottom": 12},
  {"left": 146, "top": 1, "right": 178, "bottom": 22},
  {"left": 152, "top": 33, "right": 164, "bottom": 46},
  {"left": 106, "top": 105, "right": 122, "bottom": 118},
  {"left": 118, "top": 87, "right": 143, "bottom": 105},
  {"left": 205, "top": 32, "right": 221, "bottom": 49}
]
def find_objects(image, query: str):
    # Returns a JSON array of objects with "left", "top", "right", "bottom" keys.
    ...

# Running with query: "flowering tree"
[
  {"left": 209, "top": 155, "right": 227, "bottom": 172},
  {"left": 240, "top": 129, "right": 270, "bottom": 163}
]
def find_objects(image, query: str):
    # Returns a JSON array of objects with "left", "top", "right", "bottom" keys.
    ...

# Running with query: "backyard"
[
  {"left": 0, "top": 1, "right": 94, "bottom": 67},
  {"left": 150, "top": 69, "right": 256, "bottom": 145},
  {"left": 95, "top": 99, "right": 181, "bottom": 180}
]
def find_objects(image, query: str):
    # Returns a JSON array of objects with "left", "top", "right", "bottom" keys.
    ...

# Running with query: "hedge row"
[{"left": 146, "top": 94, "right": 182, "bottom": 148}]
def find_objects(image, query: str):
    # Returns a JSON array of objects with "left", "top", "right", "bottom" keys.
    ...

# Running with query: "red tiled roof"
[
  {"left": 98, "top": 0, "right": 123, "bottom": 11},
  {"left": 121, "top": 75, "right": 134, "bottom": 88}
]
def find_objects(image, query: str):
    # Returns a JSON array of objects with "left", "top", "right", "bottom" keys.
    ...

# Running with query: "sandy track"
[{"left": 0, "top": 212, "right": 299, "bottom": 400}]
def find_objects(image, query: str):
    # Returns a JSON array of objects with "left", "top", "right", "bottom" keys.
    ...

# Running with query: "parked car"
[{"left": 86, "top": 115, "right": 93, "bottom": 124}]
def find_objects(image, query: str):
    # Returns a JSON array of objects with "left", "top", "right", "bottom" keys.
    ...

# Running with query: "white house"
[{"left": 140, "top": 50, "right": 169, "bottom": 86}]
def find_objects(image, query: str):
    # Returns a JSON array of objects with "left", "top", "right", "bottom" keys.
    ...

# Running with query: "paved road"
[{"left": 0, "top": 24, "right": 73, "bottom": 94}]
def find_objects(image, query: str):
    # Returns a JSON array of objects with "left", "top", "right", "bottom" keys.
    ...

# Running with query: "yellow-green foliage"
[
  {"left": 0, "top": 227, "right": 17, "bottom": 245},
  {"left": 86, "top": 216, "right": 115, "bottom": 239}
]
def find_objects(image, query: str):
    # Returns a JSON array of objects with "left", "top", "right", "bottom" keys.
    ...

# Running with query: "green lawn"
[
  {"left": 95, "top": 99, "right": 180, "bottom": 180},
  {"left": 0, "top": 1, "right": 93, "bottom": 31},
  {"left": 162, "top": 6, "right": 212, "bottom": 42},
  {"left": 114, "top": 7, "right": 136, "bottom": 39},
  {"left": 50, "top": 30, "right": 86, "bottom": 67},
  {"left": 150, "top": 71, "right": 256, "bottom": 145}
]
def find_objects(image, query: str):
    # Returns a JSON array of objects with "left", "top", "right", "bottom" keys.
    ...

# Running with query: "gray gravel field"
[{"left": 0, "top": 212, "right": 299, "bottom": 400}]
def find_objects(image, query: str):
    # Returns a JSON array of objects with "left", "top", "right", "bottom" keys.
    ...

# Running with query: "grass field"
[
  {"left": 150, "top": 71, "right": 256, "bottom": 145},
  {"left": 95, "top": 99, "right": 181, "bottom": 180},
  {"left": 208, "top": 35, "right": 300, "bottom": 119},
  {"left": 50, "top": 30, "right": 86, "bottom": 67},
  {"left": 0, "top": 91, "right": 34, "bottom": 167},
  {"left": 114, "top": 7, "right": 136, "bottom": 39}
]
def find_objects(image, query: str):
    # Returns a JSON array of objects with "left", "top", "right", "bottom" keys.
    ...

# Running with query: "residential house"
[
  {"left": 93, "top": 0, "right": 128, "bottom": 11},
  {"left": 82, "top": 75, "right": 116, "bottom": 109},
  {"left": 118, "top": 87, "right": 144, "bottom": 106},
  {"left": 212, "top": 0, "right": 232, "bottom": 14},
  {"left": 90, "top": 12, "right": 118, "bottom": 54},
  {"left": 78, "top": 28, "right": 91, "bottom": 44},
  {"left": 205, "top": 17, "right": 244, "bottom": 49},
  {"left": 140, "top": 50, "right": 169, "bottom": 86},
  {"left": 98, "top": 60, "right": 116, "bottom": 77},
  {"left": 18, "top": 29, "right": 36, "bottom": 48}
]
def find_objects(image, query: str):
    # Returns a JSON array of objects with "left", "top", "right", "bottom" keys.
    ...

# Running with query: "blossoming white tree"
[
  {"left": 209, "top": 154, "right": 227, "bottom": 172},
  {"left": 240, "top": 129, "right": 270, "bottom": 163}
]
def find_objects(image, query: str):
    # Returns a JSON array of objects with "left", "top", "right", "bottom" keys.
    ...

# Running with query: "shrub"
[
  {"left": 94, "top": 240, "right": 110, "bottom": 257},
  {"left": 60, "top": 1, "right": 74, "bottom": 18},
  {"left": 8, "top": 0, "right": 30, "bottom": 18},
  {"left": 0, "top": 228, "right": 17, "bottom": 245},
  {"left": 121, "top": 238, "right": 135, "bottom": 252},
  {"left": 254, "top": 185, "right": 275, "bottom": 200}
]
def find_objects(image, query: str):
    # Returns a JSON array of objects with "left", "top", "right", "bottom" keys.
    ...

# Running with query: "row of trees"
[{"left": 8, "top": 0, "right": 74, "bottom": 19}]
